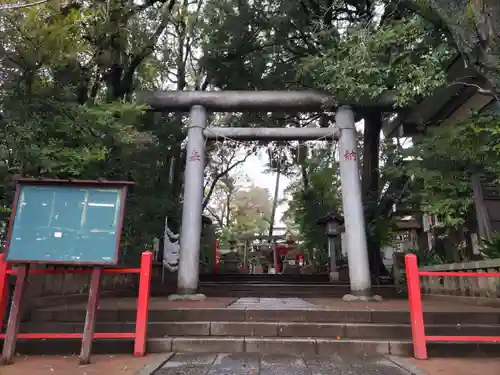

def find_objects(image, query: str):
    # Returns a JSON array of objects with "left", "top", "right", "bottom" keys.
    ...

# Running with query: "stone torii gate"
[{"left": 140, "top": 90, "right": 396, "bottom": 299}]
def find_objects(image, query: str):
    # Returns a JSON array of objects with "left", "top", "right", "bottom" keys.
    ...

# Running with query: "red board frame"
[{"left": 3, "top": 178, "right": 134, "bottom": 266}]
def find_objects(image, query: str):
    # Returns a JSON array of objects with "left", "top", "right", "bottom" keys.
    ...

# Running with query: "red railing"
[
  {"left": 405, "top": 254, "right": 500, "bottom": 359},
  {"left": 0, "top": 251, "right": 152, "bottom": 358}
]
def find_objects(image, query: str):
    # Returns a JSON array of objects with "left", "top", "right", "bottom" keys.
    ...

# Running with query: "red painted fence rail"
[
  {"left": 0, "top": 251, "right": 152, "bottom": 361},
  {"left": 405, "top": 254, "right": 500, "bottom": 360}
]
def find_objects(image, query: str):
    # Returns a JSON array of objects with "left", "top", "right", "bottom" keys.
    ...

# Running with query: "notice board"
[{"left": 4, "top": 179, "right": 132, "bottom": 265}]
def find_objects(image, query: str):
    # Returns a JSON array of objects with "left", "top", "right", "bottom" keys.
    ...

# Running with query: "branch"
[
  {"left": 0, "top": 44, "right": 26, "bottom": 68},
  {"left": 3, "top": 14, "right": 43, "bottom": 68},
  {"left": 205, "top": 206, "right": 224, "bottom": 229},
  {"left": 200, "top": 75, "right": 211, "bottom": 91},
  {"left": 203, "top": 148, "right": 238, "bottom": 190},
  {"left": 0, "top": 0, "right": 49, "bottom": 10},
  {"left": 400, "top": 0, "right": 443, "bottom": 27},
  {"left": 132, "top": 0, "right": 171, "bottom": 13},
  {"left": 449, "top": 81, "right": 499, "bottom": 102},
  {"left": 182, "top": 0, "right": 204, "bottom": 87},
  {"left": 122, "top": 0, "right": 176, "bottom": 90},
  {"left": 202, "top": 150, "right": 254, "bottom": 210},
  {"left": 375, "top": 174, "right": 411, "bottom": 219}
]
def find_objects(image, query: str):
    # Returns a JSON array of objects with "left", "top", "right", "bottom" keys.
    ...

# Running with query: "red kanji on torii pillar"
[
  {"left": 189, "top": 149, "right": 201, "bottom": 162},
  {"left": 344, "top": 150, "right": 356, "bottom": 161}
]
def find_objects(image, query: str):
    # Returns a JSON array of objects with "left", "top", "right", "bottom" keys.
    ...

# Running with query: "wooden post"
[
  {"left": 0, "top": 254, "right": 9, "bottom": 332},
  {"left": 78, "top": 267, "right": 103, "bottom": 365},
  {"left": 1, "top": 264, "right": 29, "bottom": 365},
  {"left": 134, "top": 251, "right": 152, "bottom": 356}
]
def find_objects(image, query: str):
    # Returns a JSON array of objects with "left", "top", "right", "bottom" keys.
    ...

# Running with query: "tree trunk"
[
  {"left": 470, "top": 172, "right": 493, "bottom": 242},
  {"left": 225, "top": 188, "right": 232, "bottom": 227},
  {"left": 415, "top": 213, "right": 430, "bottom": 253},
  {"left": 444, "top": 227, "right": 462, "bottom": 262},
  {"left": 298, "top": 143, "right": 309, "bottom": 190},
  {"left": 464, "top": 206, "right": 483, "bottom": 260},
  {"left": 362, "top": 111, "right": 390, "bottom": 281},
  {"left": 362, "top": 112, "right": 382, "bottom": 206}
]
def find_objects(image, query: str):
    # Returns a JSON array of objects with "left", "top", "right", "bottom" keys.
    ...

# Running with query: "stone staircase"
[
  {"left": 197, "top": 283, "right": 399, "bottom": 298},
  {"left": 198, "top": 274, "right": 332, "bottom": 283},
  {"left": 150, "top": 272, "right": 399, "bottom": 298},
  {"left": 8, "top": 298, "right": 500, "bottom": 357}
]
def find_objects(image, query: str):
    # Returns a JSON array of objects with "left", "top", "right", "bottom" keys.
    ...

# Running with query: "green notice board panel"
[{"left": 6, "top": 182, "right": 126, "bottom": 265}]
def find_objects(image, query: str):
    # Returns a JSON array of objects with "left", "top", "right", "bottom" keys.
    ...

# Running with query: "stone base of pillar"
[
  {"left": 168, "top": 293, "right": 207, "bottom": 301},
  {"left": 329, "top": 271, "right": 340, "bottom": 282},
  {"left": 342, "top": 293, "right": 383, "bottom": 302}
]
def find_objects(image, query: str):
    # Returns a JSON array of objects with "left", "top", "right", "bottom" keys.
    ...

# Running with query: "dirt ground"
[{"left": 0, "top": 354, "right": 162, "bottom": 375}]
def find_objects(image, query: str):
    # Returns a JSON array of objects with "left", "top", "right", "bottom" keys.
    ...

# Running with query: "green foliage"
[
  {"left": 206, "top": 179, "right": 272, "bottom": 248},
  {"left": 398, "top": 247, "right": 444, "bottom": 294},
  {"left": 300, "top": 16, "right": 455, "bottom": 106},
  {"left": 407, "top": 247, "right": 444, "bottom": 266},
  {"left": 480, "top": 232, "right": 500, "bottom": 259},
  {"left": 3, "top": 100, "right": 145, "bottom": 177},
  {"left": 369, "top": 216, "right": 399, "bottom": 249},
  {"left": 284, "top": 148, "right": 342, "bottom": 252},
  {"left": 0, "top": 1, "right": 186, "bottom": 260},
  {"left": 402, "top": 111, "right": 500, "bottom": 227},
  {"left": 2, "top": 0, "right": 497, "bottom": 269}
]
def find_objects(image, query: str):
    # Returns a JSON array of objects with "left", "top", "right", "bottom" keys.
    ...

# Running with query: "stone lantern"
[{"left": 317, "top": 212, "right": 344, "bottom": 282}]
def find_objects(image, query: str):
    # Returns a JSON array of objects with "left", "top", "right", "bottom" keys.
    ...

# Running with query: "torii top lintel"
[{"left": 138, "top": 90, "right": 398, "bottom": 112}]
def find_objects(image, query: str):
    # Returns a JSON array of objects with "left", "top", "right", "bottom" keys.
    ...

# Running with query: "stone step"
[
  {"left": 29, "top": 308, "right": 500, "bottom": 325},
  {"left": 2, "top": 336, "right": 499, "bottom": 357},
  {"left": 198, "top": 274, "right": 332, "bottom": 283},
  {"left": 17, "top": 321, "right": 500, "bottom": 340},
  {"left": 150, "top": 282, "right": 399, "bottom": 298},
  {"left": 196, "top": 283, "right": 399, "bottom": 298}
]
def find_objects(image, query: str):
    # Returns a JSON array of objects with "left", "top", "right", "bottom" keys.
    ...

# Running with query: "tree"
[
  {"left": 0, "top": 1, "right": 188, "bottom": 258},
  {"left": 402, "top": 109, "right": 500, "bottom": 235},
  {"left": 206, "top": 179, "right": 273, "bottom": 246},
  {"left": 205, "top": 172, "right": 244, "bottom": 229},
  {"left": 231, "top": 186, "right": 272, "bottom": 235},
  {"left": 283, "top": 144, "right": 342, "bottom": 253},
  {"left": 198, "top": 0, "right": 457, "bottom": 279},
  {"left": 0, "top": 0, "right": 283, "bottom": 260},
  {"left": 401, "top": 0, "right": 500, "bottom": 96},
  {"left": 4, "top": 0, "right": 496, "bottom": 273},
  {"left": 203, "top": 137, "right": 256, "bottom": 210},
  {"left": 298, "top": 10, "right": 455, "bottom": 278}
]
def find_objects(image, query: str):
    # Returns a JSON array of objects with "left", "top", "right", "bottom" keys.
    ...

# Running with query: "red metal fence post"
[
  {"left": 0, "top": 254, "right": 8, "bottom": 332},
  {"left": 134, "top": 251, "right": 152, "bottom": 356},
  {"left": 405, "top": 254, "right": 428, "bottom": 360}
]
